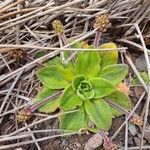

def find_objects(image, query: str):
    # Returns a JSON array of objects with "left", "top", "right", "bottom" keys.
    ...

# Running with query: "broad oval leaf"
[
  {"left": 59, "top": 107, "right": 88, "bottom": 131},
  {"left": 89, "top": 78, "right": 114, "bottom": 99},
  {"left": 34, "top": 87, "right": 60, "bottom": 113},
  {"left": 106, "top": 91, "right": 131, "bottom": 117},
  {"left": 75, "top": 51, "right": 101, "bottom": 78},
  {"left": 36, "top": 65, "right": 74, "bottom": 89},
  {"left": 60, "top": 85, "right": 83, "bottom": 111},
  {"left": 85, "top": 99, "right": 112, "bottom": 130},
  {"left": 99, "top": 42, "right": 118, "bottom": 68},
  {"left": 98, "top": 64, "right": 128, "bottom": 85}
]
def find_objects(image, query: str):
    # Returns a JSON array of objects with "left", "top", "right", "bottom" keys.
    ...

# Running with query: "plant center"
[{"left": 77, "top": 80, "right": 94, "bottom": 100}]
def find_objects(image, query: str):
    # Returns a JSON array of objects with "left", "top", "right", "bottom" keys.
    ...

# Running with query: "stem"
[
  {"left": 106, "top": 99, "right": 130, "bottom": 116},
  {"left": 60, "top": 33, "right": 75, "bottom": 63},
  {"left": 99, "top": 130, "right": 110, "bottom": 144},
  {"left": 29, "top": 90, "right": 62, "bottom": 113},
  {"left": 106, "top": 99, "right": 143, "bottom": 127},
  {"left": 93, "top": 31, "right": 102, "bottom": 48},
  {"left": 60, "top": 33, "right": 69, "bottom": 46},
  {"left": 99, "top": 129, "right": 116, "bottom": 150}
]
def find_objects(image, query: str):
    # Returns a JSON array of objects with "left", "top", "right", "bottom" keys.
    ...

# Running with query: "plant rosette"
[{"left": 35, "top": 42, "right": 131, "bottom": 132}]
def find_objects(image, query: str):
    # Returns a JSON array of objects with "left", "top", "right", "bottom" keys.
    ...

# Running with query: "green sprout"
[
  {"left": 34, "top": 43, "right": 130, "bottom": 132},
  {"left": 16, "top": 19, "right": 137, "bottom": 150}
]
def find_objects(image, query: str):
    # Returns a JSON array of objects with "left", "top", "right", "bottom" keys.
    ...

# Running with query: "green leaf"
[
  {"left": 72, "top": 75, "right": 94, "bottom": 100},
  {"left": 60, "top": 85, "right": 83, "bottom": 111},
  {"left": 44, "top": 56, "right": 62, "bottom": 66},
  {"left": 36, "top": 65, "right": 74, "bottom": 89},
  {"left": 59, "top": 107, "right": 88, "bottom": 131},
  {"left": 132, "top": 71, "right": 149, "bottom": 85},
  {"left": 35, "top": 52, "right": 62, "bottom": 66},
  {"left": 76, "top": 79, "right": 95, "bottom": 100},
  {"left": 88, "top": 127, "right": 99, "bottom": 133},
  {"left": 99, "top": 42, "right": 118, "bottom": 68},
  {"left": 98, "top": 64, "right": 128, "bottom": 85},
  {"left": 90, "top": 78, "right": 114, "bottom": 99},
  {"left": 75, "top": 51, "right": 101, "bottom": 78},
  {"left": 35, "top": 51, "right": 48, "bottom": 58},
  {"left": 70, "top": 40, "right": 82, "bottom": 49},
  {"left": 72, "top": 75, "right": 86, "bottom": 91},
  {"left": 85, "top": 99, "right": 112, "bottom": 130},
  {"left": 106, "top": 91, "right": 131, "bottom": 117},
  {"left": 34, "top": 87, "right": 59, "bottom": 113}
]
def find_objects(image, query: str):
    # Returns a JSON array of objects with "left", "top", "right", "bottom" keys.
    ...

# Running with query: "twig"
[
  {"left": 0, "top": 70, "right": 24, "bottom": 123},
  {"left": 134, "top": 24, "right": 150, "bottom": 150},
  {"left": 1, "top": 109, "right": 79, "bottom": 138},
  {"left": 0, "top": 0, "right": 26, "bottom": 14},
  {"left": 25, "top": 122, "right": 41, "bottom": 150},
  {"left": 0, "top": 0, "right": 84, "bottom": 32},
  {"left": 112, "top": 92, "right": 145, "bottom": 139},
  {"left": 0, "top": 8, "right": 38, "bottom": 20},
  {"left": 125, "top": 54, "right": 148, "bottom": 92},
  {"left": 0, "top": 132, "right": 78, "bottom": 149}
]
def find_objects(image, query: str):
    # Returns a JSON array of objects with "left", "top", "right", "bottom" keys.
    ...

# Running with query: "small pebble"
[
  {"left": 135, "top": 54, "right": 150, "bottom": 71},
  {"left": 84, "top": 133, "right": 103, "bottom": 150},
  {"left": 61, "top": 139, "right": 69, "bottom": 147},
  {"left": 128, "top": 123, "right": 138, "bottom": 136}
]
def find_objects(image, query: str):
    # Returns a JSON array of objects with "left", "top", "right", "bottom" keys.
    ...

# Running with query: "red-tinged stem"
[
  {"left": 60, "top": 32, "right": 69, "bottom": 46},
  {"left": 99, "top": 130, "right": 110, "bottom": 144},
  {"left": 93, "top": 31, "right": 102, "bottom": 48},
  {"left": 106, "top": 99, "right": 130, "bottom": 116},
  {"left": 106, "top": 99, "right": 143, "bottom": 126},
  {"left": 29, "top": 90, "right": 62, "bottom": 113},
  {"left": 60, "top": 33, "right": 75, "bottom": 63},
  {"left": 99, "top": 130, "right": 116, "bottom": 150}
]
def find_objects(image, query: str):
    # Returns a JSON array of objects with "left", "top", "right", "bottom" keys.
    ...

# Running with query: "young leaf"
[
  {"left": 98, "top": 64, "right": 128, "bottom": 85},
  {"left": 77, "top": 81, "right": 95, "bottom": 100},
  {"left": 36, "top": 65, "right": 74, "bottom": 89},
  {"left": 85, "top": 99, "right": 112, "bottom": 130},
  {"left": 72, "top": 75, "right": 86, "bottom": 91},
  {"left": 99, "top": 42, "right": 118, "bottom": 68},
  {"left": 106, "top": 91, "right": 131, "bottom": 117},
  {"left": 59, "top": 107, "right": 88, "bottom": 131},
  {"left": 34, "top": 87, "right": 59, "bottom": 113},
  {"left": 75, "top": 51, "right": 101, "bottom": 78},
  {"left": 60, "top": 85, "right": 83, "bottom": 111},
  {"left": 89, "top": 78, "right": 114, "bottom": 99}
]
